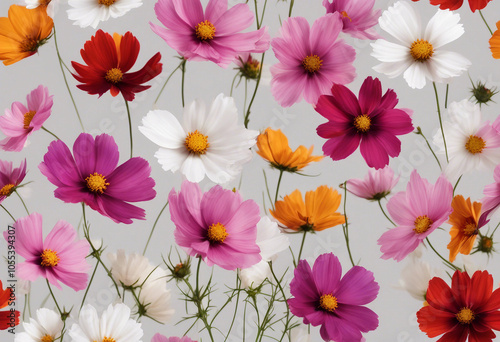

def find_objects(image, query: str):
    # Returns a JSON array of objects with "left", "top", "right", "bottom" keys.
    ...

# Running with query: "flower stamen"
[
  {"left": 463, "top": 221, "right": 477, "bottom": 236},
  {"left": 456, "top": 307, "right": 475, "bottom": 324},
  {"left": 319, "top": 294, "right": 338, "bottom": 312},
  {"left": 85, "top": 173, "right": 109, "bottom": 194},
  {"left": 302, "top": 55, "right": 323, "bottom": 73},
  {"left": 41, "top": 335, "right": 54, "bottom": 342},
  {"left": 207, "top": 222, "right": 228, "bottom": 243},
  {"left": 23, "top": 110, "right": 36, "bottom": 129},
  {"left": 98, "top": 0, "right": 116, "bottom": 6},
  {"left": 414, "top": 215, "right": 433, "bottom": 234},
  {"left": 40, "top": 249, "right": 60, "bottom": 267},
  {"left": 354, "top": 114, "right": 371, "bottom": 132},
  {"left": 195, "top": 20, "right": 216, "bottom": 41},
  {"left": 185, "top": 130, "right": 209, "bottom": 154},
  {"left": 465, "top": 135, "right": 486, "bottom": 154},
  {"left": 341, "top": 11, "right": 352, "bottom": 22},
  {"left": 410, "top": 39, "right": 434, "bottom": 62},
  {"left": 20, "top": 37, "right": 40, "bottom": 53},
  {"left": 0, "top": 184, "right": 15, "bottom": 196},
  {"left": 105, "top": 68, "right": 123, "bottom": 84}
]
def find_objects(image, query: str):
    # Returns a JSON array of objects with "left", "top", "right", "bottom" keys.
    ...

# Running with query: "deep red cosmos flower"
[
  {"left": 417, "top": 270, "right": 500, "bottom": 341},
  {"left": 411, "top": 0, "right": 492, "bottom": 12},
  {"left": 72, "top": 30, "right": 162, "bottom": 102}
]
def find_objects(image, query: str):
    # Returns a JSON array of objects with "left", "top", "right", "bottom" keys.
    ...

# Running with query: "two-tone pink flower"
[{"left": 0, "top": 159, "right": 26, "bottom": 205}]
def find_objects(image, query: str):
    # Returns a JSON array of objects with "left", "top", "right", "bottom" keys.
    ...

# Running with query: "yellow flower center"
[
  {"left": 456, "top": 307, "right": 475, "bottom": 324},
  {"left": 319, "top": 294, "right": 338, "bottom": 312},
  {"left": 40, "top": 249, "right": 60, "bottom": 267},
  {"left": 85, "top": 173, "right": 109, "bottom": 194},
  {"left": 0, "top": 184, "right": 15, "bottom": 196},
  {"left": 207, "top": 222, "right": 228, "bottom": 243},
  {"left": 465, "top": 135, "right": 486, "bottom": 154},
  {"left": 23, "top": 110, "right": 36, "bottom": 129},
  {"left": 410, "top": 39, "right": 434, "bottom": 62},
  {"left": 20, "top": 37, "right": 40, "bottom": 53},
  {"left": 195, "top": 20, "right": 216, "bottom": 41},
  {"left": 185, "top": 130, "right": 209, "bottom": 154},
  {"left": 105, "top": 68, "right": 123, "bottom": 84},
  {"left": 483, "top": 237, "right": 493, "bottom": 249},
  {"left": 98, "top": 0, "right": 116, "bottom": 6},
  {"left": 354, "top": 114, "right": 371, "bottom": 132},
  {"left": 93, "top": 338, "right": 116, "bottom": 342},
  {"left": 340, "top": 11, "right": 352, "bottom": 21},
  {"left": 302, "top": 55, "right": 323, "bottom": 73},
  {"left": 41, "top": 335, "right": 54, "bottom": 342},
  {"left": 413, "top": 215, "right": 433, "bottom": 234},
  {"left": 463, "top": 221, "right": 477, "bottom": 236}
]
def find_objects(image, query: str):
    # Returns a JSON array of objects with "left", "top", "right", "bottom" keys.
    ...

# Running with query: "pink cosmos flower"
[
  {"left": 0, "top": 85, "right": 53, "bottom": 152},
  {"left": 168, "top": 180, "right": 261, "bottom": 270},
  {"left": 4, "top": 213, "right": 90, "bottom": 291},
  {"left": 316, "top": 76, "right": 413, "bottom": 169},
  {"left": 288, "top": 253, "right": 379, "bottom": 341},
  {"left": 150, "top": 0, "right": 270, "bottom": 67},
  {"left": 0, "top": 159, "right": 26, "bottom": 204},
  {"left": 39, "top": 133, "right": 156, "bottom": 224},
  {"left": 377, "top": 170, "right": 453, "bottom": 261},
  {"left": 270, "top": 14, "right": 356, "bottom": 107},
  {"left": 323, "top": 0, "right": 381, "bottom": 40},
  {"left": 152, "top": 333, "right": 197, "bottom": 342},
  {"left": 346, "top": 166, "right": 398, "bottom": 201}
]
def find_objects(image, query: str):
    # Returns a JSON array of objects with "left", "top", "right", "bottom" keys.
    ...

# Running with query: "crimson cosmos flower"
[
  {"left": 71, "top": 30, "right": 162, "bottom": 102},
  {"left": 411, "top": 0, "right": 492, "bottom": 12}
]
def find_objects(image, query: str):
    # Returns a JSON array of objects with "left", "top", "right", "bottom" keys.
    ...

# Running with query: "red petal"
[
  {"left": 118, "top": 31, "right": 140, "bottom": 73},
  {"left": 451, "top": 271, "right": 471, "bottom": 308},
  {"left": 417, "top": 305, "right": 457, "bottom": 338},
  {"left": 427, "top": 277, "right": 459, "bottom": 312},
  {"left": 470, "top": 271, "right": 493, "bottom": 311}
]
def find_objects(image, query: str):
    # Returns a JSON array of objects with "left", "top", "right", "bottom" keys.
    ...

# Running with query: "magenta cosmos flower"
[
  {"left": 39, "top": 133, "right": 156, "bottom": 224},
  {"left": 0, "top": 159, "right": 26, "bottom": 205},
  {"left": 316, "top": 76, "right": 413, "bottom": 169},
  {"left": 4, "top": 213, "right": 90, "bottom": 291},
  {"left": 0, "top": 85, "right": 53, "bottom": 152},
  {"left": 323, "top": 0, "right": 381, "bottom": 40},
  {"left": 152, "top": 333, "right": 196, "bottom": 342},
  {"left": 377, "top": 170, "right": 453, "bottom": 261},
  {"left": 150, "top": 0, "right": 269, "bottom": 67},
  {"left": 271, "top": 14, "right": 356, "bottom": 107},
  {"left": 346, "top": 166, "right": 398, "bottom": 201},
  {"left": 168, "top": 180, "right": 261, "bottom": 270},
  {"left": 288, "top": 253, "right": 379, "bottom": 341}
]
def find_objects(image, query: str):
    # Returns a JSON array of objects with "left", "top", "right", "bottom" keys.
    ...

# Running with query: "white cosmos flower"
[
  {"left": 67, "top": 0, "right": 143, "bottom": 29},
  {"left": 239, "top": 217, "right": 290, "bottom": 289},
  {"left": 433, "top": 99, "right": 500, "bottom": 180},
  {"left": 25, "top": 0, "right": 58, "bottom": 18},
  {"left": 139, "top": 94, "right": 258, "bottom": 184},
  {"left": 15, "top": 308, "right": 63, "bottom": 342},
  {"left": 396, "top": 259, "right": 442, "bottom": 302},
  {"left": 107, "top": 250, "right": 167, "bottom": 288},
  {"left": 137, "top": 281, "right": 175, "bottom": 324},
  {"left": 69, "top": 303, "right": 143, "bottom": 342},
  {"left": 371, "top": 1, "right": 470, "bottom": 89}
]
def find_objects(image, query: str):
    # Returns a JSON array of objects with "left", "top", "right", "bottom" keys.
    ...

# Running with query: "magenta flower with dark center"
[
  {"left": 316, "top": 76, "right": 413, "bottom": 169},
  {"left": 0, "top": 159, "right": 26, "bottom": 205},
  {"left": 288, "top": 253, "right": 379, "bottom": 341},
  {"left": 39, "top": 133, "right": 156, "bottom": 224}
]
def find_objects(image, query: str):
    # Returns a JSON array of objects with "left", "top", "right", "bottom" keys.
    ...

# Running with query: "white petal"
[
  {"left": 371, "top": 40, "right": 410, "bottom": 63},
  {"left": 424, "top": 9, "right": 464, "bottom": 49},
  {"left": 372, "top": 60, "right": 412, "bottom": 78},
  {"left": 154, "top": 147, "right": 189, "bottom": 173},
  {"left": 378, "top": 1, "right": 421, "bottom": 45},
  {"left": 139, "top": 110, "right": 185, "bottom": 149},
  {"left": 36, "top": 308, "right": 63, "bottom": 336},
  {"left": 181, "top": 154, "right": 207, "bottom": 183},
  {"left": 403, "top": 62, "right": 429, "bottom": 89},
  {"left": 183, "top": 98, "right": 207, "bottom": 133},
  {"left": 427, "top": 50, "right": 470, "bottom": 83},
  {"left": 203, "top": 94, "right": 238, "bottom": 137}
]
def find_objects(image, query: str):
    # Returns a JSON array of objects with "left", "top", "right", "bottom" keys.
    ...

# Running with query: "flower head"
[
  {"left": 39, "top": 133, "right": 156, "bottom": 224},
  {"left": 168, "top": 181, "right": 261, "bottom": 270},
  {"left": 371, "top": 1, "right": 470, "bottom": 89},
  {"left": 0, "top": 159, "right": 26, "bottom": 205},
  {"left": 346, "top": 166, "right": 399, "bottom": 201},
  {"left": 137, "top": 281, "right": 174, "bottom": 324},
  {"left": 152, "top": 333, "right": 197, "bottom": 342},
  {"left": 316, "top": 76, "right": 413, "bottom": 169},
  {"left": 397, "top": 259, "right": 442, "bottom": 302},
  {"left": 417, "top": 270, "right": 500, "bottom": 340},
  {"left": 377, "top": 171, "right": 453, "bottom": 261},
  {"left": 423, "top": 0, "right": 493, "bottom": 12},
  {"left": 270, "top": 186, "right": 345, "bottom": 232},
  {"left": 107, "top": 250, "right": 167, "bottom": 288},
  {"left": 0, "top": 5, "right": 53, "bottom": 65},
  {"left": 150, "top": 0, "right": 269, "bottom": 67},
  {"left": 270, "top": 14, "right": 356, "bottom": 107},
  {"left": 288, "top": 253, "right": 379, "bottom": 341},
  {"left": 16, "top": 308, "right": 63, "bottom": 342},
  {"left": 323, "top": 0, "right": 381, "bottom": 40},
  {"left": 490, "top": 21, "right": 500, "bottom": 59},
  {"left": 0, "top": 85, "right": 53, "bottom": 152},
  {"left": 67, "top": 0, "right": 143, "bottom": 29},
  {"left": 470, "top": 80, "right": 497, "bottom": 106},
  {"left": 256, "top": 128, "right": 323, "bottom": 173},
  {"left": 139, "top": 94, "right": 258, "bottom": 184},
  {"left": 5, "top": 213, "right": 90, "bottom": 291},
  {"left": 235, "top": 53, "right": 261, "bottom": 80},
  {"left": 72, "top": 30, "right": 162, "bottom": 102}
]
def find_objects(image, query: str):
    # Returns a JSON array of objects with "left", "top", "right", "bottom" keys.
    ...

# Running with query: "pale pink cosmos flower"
[
  {"left": 270, "top": 14, "right": 356, "bottom": 107},
  {"left": 377, "top": 170, "right": 453, "bottom": 261},
  {"left": 323, "top": 0, "right": 382, "bottom": 40},
  {"left": 4, "top": 213, "right": 90, "bottom": 291},
  {"left": 0, "top": 85, "right": 53, "bottom": 152},
  {"left": 0, "top": 159, "right": 26, "bottom": 205},
  {"left": 152, "top": 333, "right": 197, "bottom": 342},
  {"left": 346, "top": 166, "right": 398, "bottom": 201},
  {"left": 150, "top": 0, "right": 270, "bottom": 68}
]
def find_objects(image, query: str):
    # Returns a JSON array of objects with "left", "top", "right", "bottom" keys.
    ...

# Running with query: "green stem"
[
  {"left": 22, "top": 294, "right": 28, "bottom": 321},
  {"left": 262, "top": 170, "right": 274, "bottom": 211},
  {"left": 46, "top": 280, "right": 62, "bottom": 315},
  {"left": 274, "top": 170, "right": 284, "bottom": 205},
  {"left": 479, "top": 10, "right": 494, "bottom": 35},
  {"left": 41, "top": 126, "right": 61, "bottom": 140},
  {"left": 143, "top": 200, "right": 169, "bottom": 255},
  {"left": 230, "top": 73, "right": 239, "bottom": 97},
  {"left": 445, "top": 84, "right": 449, "bottom": 109},
  {"left": 433, "top": 82, "right": 449, "bottom": 163},
  {"left": 14, "top": 190, "right": 29, "bottom": 215},
  {"left": 80, "top": 260, "right": 99, "bottom": 309},
  {"left": 296, "top": 230, "right": 307, "bottom": 263},
  {"left": 243, "top": 78, "right": 249, "bottom": 116},
  {"left": 288, "top": 0, "right": 295, "bottom": 17},
  {"left": 53, "top": 25, "right": 85, "bottom": 132},
  {"left": 223, "top": 277, "right": 241, "bottom": 342},
  {"left": 1, "top": 204, "right": 15, "bottom": 221},
  {"left": 124, "top": 97, "right": 133, "bottom": 159},
  {"left": 260, "top": 0, "right": 268, "bottom": 28},
  {"left": 425, "top": 237, "right": 461, "bottom": 271},
  {"left": 269, "top": 262, "right": 290, "bottom": 342},
  {"left": 244, "top": 53, "right": 265, "bottom": 128},
  {"left": 453, "top": 175, "right": 462, "bottom": 195},
  {"left": 342, "top": 182, "right": 356, "bottom": 267},
  {"left": 194, "top": 257, "right": 215, "bottom": 342},
  {"left": 378, "top": 200, "right": 395, "bottom": 226},
  {"left": 416, "top": 128, "right": 442, "bottom": 170},
  {"left": 154, "top": 62, "right": 183, "bottom": 105},
  {"left": 254, "top": 0, "right": 260, "bottom": 29},
  {"left": 181, "top": 59, "right": 187, "bottom": 107}
]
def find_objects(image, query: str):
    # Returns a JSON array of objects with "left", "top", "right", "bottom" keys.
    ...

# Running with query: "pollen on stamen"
[
  {"left": 105, "top": 68, "right": 123, "bottom": 84},
  {"left": 23, "top": 110, "right": 36, "bottom": 129},
  {"left": 40, "top": 249, "right": 60, "bottom": 267},
  {"left": 0, "top": 183, "right": 15, "bottom": 196},
  {"left": 465, "top": 135, "right": 486, "bottom": 154},
  {"left": 195, "top": 20, "right": 216, "bottom": 41},
  {"left": 185, "top": 130, "right": 209, "bottom": 154},
  {"left": 410, "top": 39, "right": 434, "bottom": 62},
  {"left": 340, "top": 11, "right": 352, "bottom": 22},
  {"left": 302, "top": 55, "right": 323, "bottom": 73},
  {"left": 354, "top": 114, "right": 371, "bottom": 132},
  {"left": 463, "top": 221, "right": 477, "bottom": 236},
  {"left": 85, "top": 173, "right": 109, "bottom": 194},
  {"left": 207, "top": 222, "right": 228, "bottom": 243},
  {"left": 456, "top": 307, "right": 475, "bottom": 324},
  {"left": 413, "top": 215, "right": 433, "bottom": 234},
  {"left": 319, "top": 294, "right": 338, "bottom": 312},
  {"left": 98, "top": 0, "right": 116, "bottom": 6},
  {"left": 41, "top": 335, "right": 54, "bottom": 342}
]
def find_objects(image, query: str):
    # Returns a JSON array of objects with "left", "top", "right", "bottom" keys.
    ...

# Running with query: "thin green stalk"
[
  {"left": 80, "top": 261, "right": 99, "bottom": 309},
  {"left": 260, "top": 0, "right": 268, "bottom": 28},
  {"left": 274, "top": 170, "right": 284, "bottom": 205},
  {"left": 124, "top": 97, "right": 133, "bottom": 159},
  {"left": 181, "top": 59, "right": 187, "bottom": 107},
  {"left": 230, "top": 73, "right": 239, "bottom": 97},
  {"left": 378, "top": 200, "right": 395, "bottom": 226},
  {"left": 154, "top": 62, "right": 183, "bottom": 105},
  {"left": 491, "top": 221, "right": 500, "bottom": 236},
  {"left": 453, "top": 175, "right": 462, "bottom": 195},
  {"left": 1, "top": 204, "right": 15, "bottom": 221},
  {"left": 46, "top": 280, "right": 62, "bottom": 315},
  {"left": 254, "top": 0, "right": 261, "bottom": 29},
  {"left": 262, "top": 170, "right": 274, "bottom": 210},
  {"left": 53, "top": 25, "right": 85, "bottom": 132},
  {"left": 433, "top": 82, "right": 449, "bottom": 162},
  {"left": 14, "top": 190, "right": 29, "bottom": 215},
  {"left": 426, "top": 237, "right": 461, "bottom": 271},
  {"left": 223, "top": 277, "right": 241, "bottom": 342},
  {"left": 416, "top": 128, "right": 442, "bottom": 170},
  {"left": 269, "top": 262, "right": 291, "bottom": 342},
  {"left": 41, "top": 126, "right": 61, "bottom": 140},
  {"left": 194, "top": 257, "right": 215, "bottom": 342},
  {"left": 243, "top": 78, "right": 249, "bottom": 116},
  {"left": 288, "top": 0, "right": 295, "bottom": 17},
  {"left": 296, "top": 230, "right": 308, "bottom": 263},
  {"left": 244, "top": 53, "right": 266, "bottom": 128},
  {"left": 479, "top": 10, "right": 493, "bottom": 35},
  {"left": 143, "top": 200, "right": 169, "bottom": 255},
  {"left": 445, "top": 84, "right": 449, "bottom": 109},
  {"left": 342, "top": 182, "right": 355, "bottom": 267},
  {"left": 22, "top": 294, "right": 28, "bottom": 321}
]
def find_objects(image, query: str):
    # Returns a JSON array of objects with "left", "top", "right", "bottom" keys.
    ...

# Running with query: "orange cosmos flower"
[
  {"left": 0, "top": 5, "right": 53, "bottom": 65},
  {"left": 256, "top": 128, "right": 323, "bottom": 173},
  {"left": 270, "top": 185, "right": 345, "bottom": 232},
  {"left": 491, "top": 21, "right": 500, "bottom": 59},
  {"left": 447, "top": 195, "right": 482, "bottom": 262}
]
